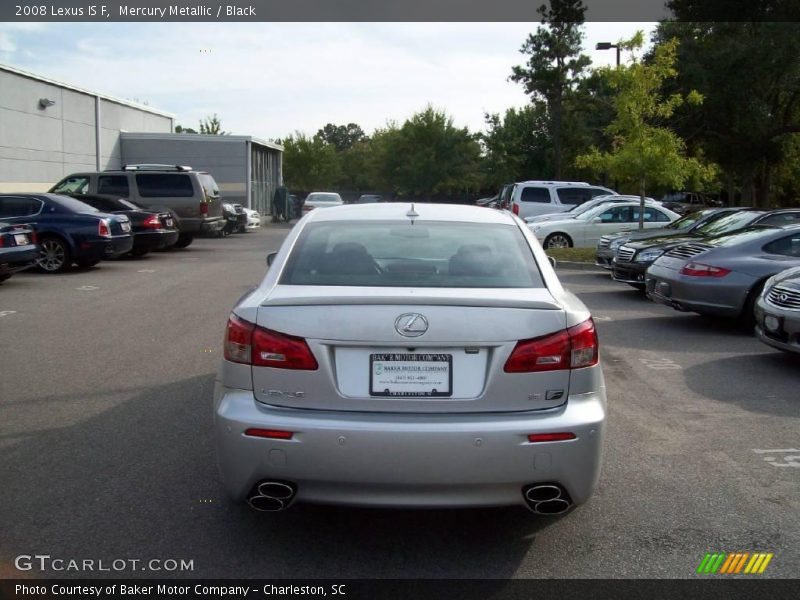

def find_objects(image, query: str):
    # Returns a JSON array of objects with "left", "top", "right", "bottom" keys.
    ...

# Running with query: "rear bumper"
[
  {"left": 77, "top": 235, "right": 134, "bottom": 260},
  {"left": 133, "top": 230, "right": 179, "bottom": 251},
  {"left": 181, "top": 217, "right": 225, "bottom": 234},
  {"left": 214, "top": 385, "right": 606, "bottom": 509},
  {"left": 645, "top": 264, "right": 745, "bottom": 317},
  {"left": 0, "top": 245, "right": 38, "bottom": 274}
]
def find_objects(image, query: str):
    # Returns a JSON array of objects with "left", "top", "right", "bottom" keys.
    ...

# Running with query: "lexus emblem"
[{"left": 395, "top": 313, "right": 429, "bottom": 337}]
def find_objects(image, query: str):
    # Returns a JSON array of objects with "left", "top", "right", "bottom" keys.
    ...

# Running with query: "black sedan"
[
  {"left": 0, "top": 193, "right": 133, "bottom": 273},
  {"left": 0, "top": 222, "right": 38, "bottom": 283},
  {"left": 69, "top": 194, "right": 179, "bottom": 256},
  {"left": 611, "top": 208, "right": 800, "bottom": 289}
]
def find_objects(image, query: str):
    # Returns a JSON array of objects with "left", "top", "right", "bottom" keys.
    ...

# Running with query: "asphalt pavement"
[{"left": 0, "top": 225, "right": 797, "bottom": 579}]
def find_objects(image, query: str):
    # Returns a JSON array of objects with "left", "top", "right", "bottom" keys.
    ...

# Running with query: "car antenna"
[{"left": 406, "top": 203, "right": 419, "bottom": 224}]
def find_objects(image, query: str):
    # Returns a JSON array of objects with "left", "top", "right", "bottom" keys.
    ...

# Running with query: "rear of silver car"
[{"left": 214, "top": 206, "right": 606, "bottom": 514}]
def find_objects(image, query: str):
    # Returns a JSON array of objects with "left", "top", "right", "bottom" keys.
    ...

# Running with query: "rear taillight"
[
  {"left": 200, "top": 202, "right": 209, "bottom": 216},
  {"left": 142, "top": 214, "right": 161, "bottom": 229},
  {"left": 680, "top": 262, "right": 731, "bottom": 277},
  {"left": 512, "top": 203, "right": 520, "bottom": 215},
  {"left": 224, "top": 314, "right": 318, "bottom": 370},
  {"left": 29, "top": 230, "right": 37, "bottom": 244},
  {"left": 504, "top": 318, "right": 598, "bottom": 373},
  {"left": 252, "top": 327, "right": 318, "bottom": 370},
  {"left": 0, "top": 235, "right": 4, "bottom": 248},
  {"left": 98, "top": 219, "right": 111, "bottom": 237}
]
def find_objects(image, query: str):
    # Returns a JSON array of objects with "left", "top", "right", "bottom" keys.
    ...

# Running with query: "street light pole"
[{"left": 596, "top": 42, "right": 621, "bottom": 66}]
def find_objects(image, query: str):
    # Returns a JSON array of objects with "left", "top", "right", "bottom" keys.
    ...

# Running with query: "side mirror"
[
  {"left": 266, "top": 252, "right": 277, "bottom": 266},
  {"left": 548, "top": 256, "right": 557, "bottom": 268}
]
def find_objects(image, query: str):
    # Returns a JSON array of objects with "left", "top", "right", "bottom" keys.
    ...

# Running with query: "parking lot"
[{"left": 1, "top": 225, "right": 798, "bottom": 579}]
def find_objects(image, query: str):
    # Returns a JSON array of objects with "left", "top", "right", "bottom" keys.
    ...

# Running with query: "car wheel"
[
  {"left": 544, "top": 233, "right": 573, "bottom": 249},
  {"left": 173, "top": 234, "right": 194, "bottom": 249},
  {"left": 37, "top": 236, "right": 71, "bottom": 273},
  {"left": 76, "top": 259, "right": 100, "bottom": 268}
]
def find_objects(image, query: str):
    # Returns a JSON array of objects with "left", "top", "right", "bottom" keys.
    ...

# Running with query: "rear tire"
[
  {"left": 37, "top": 236, "right": 71, "bottom": 273},
  {"left": 173, "top": 233, "right": 194, "bottom": 249},
  {"left": 543, "top": 233, "right": 573, "bottom": 249}
]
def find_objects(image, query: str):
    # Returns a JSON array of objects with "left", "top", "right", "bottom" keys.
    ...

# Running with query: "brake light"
[
  {"left": 30, "top": 230, "right": 37, "bottom": 244},
  {"left": 504, "top": 318, "right": 598, "bottom": 372},
  {"left": 528, "top": 432, "right": 577, "bottom": 443},
  {"left": 0, "top": 236, "right": 4, "bottom": 248},
  {"left": 224, "top": 314, "right": 318, "bottom": 370},
  {"left": 512, "top": 203, "right": 519, "bottom": 215},
  {"left": 98, "top": 219, "right": 111, "bottom": 237},
  {"left": 244, "top": 429, "right": 293, "bottom": 440},
  {"left": 200, "top": 202, "right": 209, "bottom": 216},
  {"left": 680, "top": 262, "right": 731, "bottom": 277},
  {"left": 252, "top": 327, "right": 318, "bottom": 370},
  {"left": 142, "top": 214, "right": 161, "bottom": 229}
]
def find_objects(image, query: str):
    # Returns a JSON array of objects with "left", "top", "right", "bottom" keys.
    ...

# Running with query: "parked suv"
[
  {"left": 509, "top": 181, "right": 615, "bottom": 220},
  {"left": 50, "top": 165, "right": 224, "bottom": 248}
]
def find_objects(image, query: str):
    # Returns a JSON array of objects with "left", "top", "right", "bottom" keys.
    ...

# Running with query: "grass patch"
[{"left": 545, "top": 247, "right": 595, "bottom": 263}]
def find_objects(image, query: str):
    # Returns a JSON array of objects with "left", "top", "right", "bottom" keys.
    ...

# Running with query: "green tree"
[
  {"left": 653, "top": 14, "right": 800, "bottom": 206},
  {"left": 316, "top": 123, "right": 368, "bottom": 152},
  {"left": 174, "top": 124, "right": 197, "bottom": 134},
  {"left": 575, "top": 33, "right": 716, "bottom": 228},
  {"left": 482, "top": 103, "right": 551, "bottom": 188},
  {"left": 510, "top": 0, "right": 591, "bottom": 179},
  {"left": 199, "top": 114, "right": 226, "bottom": 135},
  {"left": 281, "top": 133, "right": 341, "bottom": 191}
]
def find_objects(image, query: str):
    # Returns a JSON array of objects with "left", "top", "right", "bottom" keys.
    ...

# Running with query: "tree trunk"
[
  {"left": 552, "top": 97, "right": 562, "bottom": 179},
  {"left": 756, "top": 161, "right": 773, "bottom": 208},
  {"left": 638, "top": 177, "right": 646, "bottom": 230},
  {"left": 726, "top": 171, "right": 736, "bottom": 207},
  {"left": 741, "top": 170, "right": 755, "bottom": 207}
]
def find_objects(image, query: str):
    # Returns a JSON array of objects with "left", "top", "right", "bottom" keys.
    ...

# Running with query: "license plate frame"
[
  {"left": 369, "top": 353, "right": 453, "bottom": 397},
  {"left": 13, "top": 233, "right": 28, "bottom": 245},
  {"left": 121, "top": 222, "right": 131, "bottom": 232}
]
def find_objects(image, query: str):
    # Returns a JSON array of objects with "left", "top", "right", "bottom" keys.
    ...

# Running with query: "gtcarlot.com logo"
[{"left": 696, "top": 552, "right": 774, "bottom": 575}]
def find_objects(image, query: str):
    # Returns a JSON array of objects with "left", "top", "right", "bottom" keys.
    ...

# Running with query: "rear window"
[
  {"left": 49, "top": 194, "right": 100, "bottom": 213},
  {"left": 556, "top": 187, "right": 594, "bottom": 206},
  {"left": 135, "top": 174, "right": 194, "bottom": 198},
  {"left": 280, "top": 221, "right": 544, "bottom": 288},
  {"left": 198, "top": 173, "right": 220, "bottom": 199},
  {"left": 308, "top": 193, "right": 342, "bottom": 203},
  {"left": 519, "top": 187, "right": 550, "bottom": 203}
]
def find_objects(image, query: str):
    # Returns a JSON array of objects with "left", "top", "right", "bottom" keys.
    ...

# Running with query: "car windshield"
[
  {"left": 704, "top": 225, "right": 781, "bottom": 247},
  {"left": 49, "top": 194, "right": 100, "bottom": 214},
  {"left": 308, "top": 193, "right": 341, "bottom": 203},
  {"left": 666, "top": 209, "right": 714, "bottom": 230},
  {"left": 280, "top": 221, "right": 544, "bottom": 288},
  {"left": 694, "top": 211, "right": 760, "bottom": 236}
]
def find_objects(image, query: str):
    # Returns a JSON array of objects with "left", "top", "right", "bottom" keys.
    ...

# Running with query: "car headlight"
[
  {"left": 635, "top": 249, "right": 664, "bottom": 263},
  {"left": 610, "top": 238, "right": 627, "bottom": 251}
]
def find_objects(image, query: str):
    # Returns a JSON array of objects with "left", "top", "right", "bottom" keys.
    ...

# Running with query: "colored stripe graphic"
[{"left": 699, "top": 552, "right": 774, "bottom": 575}]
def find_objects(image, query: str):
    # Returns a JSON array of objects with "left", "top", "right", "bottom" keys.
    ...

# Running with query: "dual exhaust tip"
[
  {"left": 522, "top": 483, "right": 573, "bottom": 515},
  {"left": 247, "top": 480, "right": 296, "bottom": 512},
  {"left": 247, "top": 480, "right": 573, "bottom": 514}
]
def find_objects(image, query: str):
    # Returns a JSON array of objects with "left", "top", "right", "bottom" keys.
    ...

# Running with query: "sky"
[{"left": 0, "top": 22, "right": 654, "bottom": 140}]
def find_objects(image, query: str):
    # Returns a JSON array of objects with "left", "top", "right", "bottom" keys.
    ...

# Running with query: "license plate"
[
  {"left": 166, "top": 218, "right": 173, "bottom": 227},
  {"left": 14, "top": 234, "right": 28, "bottom": 245},
  {"left": 764, "top": 314, "right": 781, "bottom": 332},
  {"left": 121, "top": 222, "right": 131, "bottom": 232},
  {"left": 369, "top": 353, "right": 452, "bottom": 397}
]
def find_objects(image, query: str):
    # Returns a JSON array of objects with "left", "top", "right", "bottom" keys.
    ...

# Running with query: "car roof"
[{"left": 305, "top": 202, "right": 517, "bottom": 225}]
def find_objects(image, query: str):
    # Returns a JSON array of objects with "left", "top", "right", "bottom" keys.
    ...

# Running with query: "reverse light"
[
  {"left": 504, "top": 318, "right": 598, "bottom": 373},
  {"left": 224, "top": 314, "right": 318, "bottom": 370},
  {"left": 98, "top": 219, "right": 111, "bottom": 237},
  {"left": 680, "top": 262, "right": 731, "bottom": 277},
  {"left": 527, "top": 432, "right": 577, "bottom": 443}
]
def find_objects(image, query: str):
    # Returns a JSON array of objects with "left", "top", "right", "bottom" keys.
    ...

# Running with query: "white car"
[
  {"left": 529, "top": 201, "right": 680, "bottom": 249},
  {"left": 243, "top": 208, "right": 261, "bottom": 230},
  {"left": 302, "top": 192, "right": 344, "bottom": 214},
  {"left": 524, "top": 195, "right": 660, "bottom": 224}
]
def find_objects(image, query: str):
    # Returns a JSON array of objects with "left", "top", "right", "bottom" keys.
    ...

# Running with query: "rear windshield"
[
  {"left": 280, "top": 221, "right": 544, "bottom": 288},
  {"left": 198, "top": 173, "right": 220, "bottom": 199},
  {"left": 49, "top": 194, "right": 100, "bottom": 213},
  {"left": 135, "top": 174, "right": 194, "bottom": 198},
  {"left": 308, "top": 193, "right": 341, "bottom": 203}
]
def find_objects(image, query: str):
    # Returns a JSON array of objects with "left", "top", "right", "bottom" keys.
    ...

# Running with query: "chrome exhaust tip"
[
  {"left": 247, "top": 480, "right": 297, "bottom": 512},
  {"left": 522, "top": 483, "right": 573, "bottom": 515}
]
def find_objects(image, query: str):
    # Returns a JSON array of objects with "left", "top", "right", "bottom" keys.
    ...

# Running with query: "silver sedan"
[
  {"left": 755, "top": 266, "right": 800, "bottom": 354},
  {"left": 214, "top": 203, "right": 606, "bottom": 515}
]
